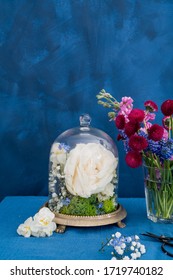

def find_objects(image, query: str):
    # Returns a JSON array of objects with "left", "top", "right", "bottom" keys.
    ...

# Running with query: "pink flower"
[
  {"left": 144, "top": 100, "right": 158, "bottom": 112},
  {"left": 139, "top": 122, "right": 152, "bottom": 134},
  {"left": 144, "top": 111, "right": 156, "bottom": 122},
  {"left": 129, "top": 135, "right": 148, "bottom": 152},
  {"left": 161, "top": 100, "right": 173, "bottom": 116},
  {"left": 148, "top": 124, "right": 164, "bottom": 141},
  {"left": 128, "top": 109, "right": 145, "bottom": 123},
  {"left": 115, "top": 114, "right": 125, "bottom": 129},
  {"left": 162, "top": 128, "right": 168, "bottom": 141},
  {"left": 125, "top": 151, "right": 142, "bottom": 168},
  {"left": 119, "top": 97, "right": 133, "bottom": 119}
]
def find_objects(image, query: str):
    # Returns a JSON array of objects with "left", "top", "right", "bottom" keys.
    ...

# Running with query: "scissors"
[{"left": 141, "top": 232, "right": 173, "bottom": 258}]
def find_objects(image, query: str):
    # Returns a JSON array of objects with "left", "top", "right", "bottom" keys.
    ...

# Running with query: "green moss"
[
  {"left": 103, "top": 198, "right": 115, "bottom": 214},
  {"left": 59, "top": 205, "right": 70, "bottom": 215},
  {"left": 59, "top": 196, "right": 97, "bottom": 216},
  {"left": 88, "top": 194, "right": 97, "bottom": 204},
  {"left": 59, "top": 195, "right": 116, "bottom": 216}
]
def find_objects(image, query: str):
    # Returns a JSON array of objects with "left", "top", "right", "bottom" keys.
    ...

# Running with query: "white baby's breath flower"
[
  {"left": 115, "top": 232, "right": 121, "bottom": 238},
  {"left": 117, "top": 249, "right": 124, "bottom": 255},
  {"left": 114, "top": 245, "right": 121, "bottom": 252},
  {"left": 17, "top": 217, "right": 33, "bottom": 238},
  {"left": 131, "top": 253, "right": 137, "bottom": 260},
  {"left": 102, "top": 232, "right": 146, "bottom": 260},
  {"left": 121, "top": 243, "right": 126, "bottom": 249},
  {"left": 136, "top": 251, "right": 141, "bottom": 258},
  {"left": 135, "top": 248, "right": 138, "bottom": 252},
  {"left": 126, "top": 237, "right": 132, "bottom": 243},
  {"left": 50, "top": 143, "right": 67, "bottom": 165},
  {"left": 140, "top": 245, "right": 146, "bottom": 254},
  {"left": 123, "top": 256, "right": 130, "bottom": 260},
  {"left": 135, "top": 235, "right": 140, "bottom": 240}
]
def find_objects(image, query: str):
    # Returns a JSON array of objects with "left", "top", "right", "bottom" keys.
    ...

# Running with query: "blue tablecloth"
[{"left": 0, "top": 196, "right": 173, "bottom": 260}]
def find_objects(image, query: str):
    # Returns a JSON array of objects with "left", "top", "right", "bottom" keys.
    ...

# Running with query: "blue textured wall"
[{"left": 1, "top": 0, "right": 173, "bottom": 200}]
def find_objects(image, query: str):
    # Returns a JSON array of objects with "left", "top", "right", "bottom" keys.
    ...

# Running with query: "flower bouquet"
[{"left": 97, "top": 89, "right": 173, "bottom": 222}]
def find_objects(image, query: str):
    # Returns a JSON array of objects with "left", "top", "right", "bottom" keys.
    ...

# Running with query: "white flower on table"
[
  {"left": 17, "top": 207, "right": 56, "bottom": 238},
  {"left": 31, "top": 207, "right": 56, "bottom": 237},
  {"left": 17, "top": 217, "right": 33, "bottom": 238},
  {"left": 123, "top": 256, "right": 130, "bottom": 260},
  {"left": 64, "top": 143, "right": 118, "bottom": 198},
  {"left": 115, "top": 232, "right": 121, "bottom": 238}
]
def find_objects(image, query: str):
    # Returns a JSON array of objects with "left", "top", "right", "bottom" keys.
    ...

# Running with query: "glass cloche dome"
[{"left": 48, "top": 114, "right": 119, "bottom": 218}]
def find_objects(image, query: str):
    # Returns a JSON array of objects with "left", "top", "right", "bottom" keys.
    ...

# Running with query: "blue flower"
[
  {"left": 63, "top": 198, "right": 71, "bottom": 206},
  {"left": 98, "top": 203, "right": 103, "bottom": 209},
  {"left": 59, "top": 143, "right": 70, "bottom": 152}
]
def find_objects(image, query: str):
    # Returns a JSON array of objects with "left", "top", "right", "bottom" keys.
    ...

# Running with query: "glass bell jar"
[{"left": 48, "top": 114, "right": 126, "bottom": 231}]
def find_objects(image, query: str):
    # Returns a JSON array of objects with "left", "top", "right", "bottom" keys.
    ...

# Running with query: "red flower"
[
  {"left": 162, "top": 116, "right": 171, "bottom": 130},
  {"left": 144, "top": 100, "right": 158, "bottom": 112},
  {"left": 115, "top": 114, "right": 125, "bottom": 129},
  {"left": 124, "top": 121, "right": 140, "bottom": 137},
  {"left": 125, "top": 151, "right": 142, "bottom": 168},
  {"left": 148, "top": 124, "right": 164, "bottom": 141},
  {"left": 129, "top": 135, "right": 148, "bottom": 151},
  {"left": 128, "top": 109, "right": 145, "bottom": 123},
  {"left": 161, "top": 100, "right": 173, "bottom": 116},
  {"left": 117, "top": 134, "right": 124, "bottom": 141}
]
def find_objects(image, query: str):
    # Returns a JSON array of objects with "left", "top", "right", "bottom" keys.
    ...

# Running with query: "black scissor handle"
[
  {"left": 161, "top": 243, "right": 173, "bottom": 258},
  {"left": 141, "top": 232, "right": 173, "bottom": 242}
]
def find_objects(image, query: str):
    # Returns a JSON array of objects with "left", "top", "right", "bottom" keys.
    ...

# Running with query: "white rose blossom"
[
  {"left": 64, "top": 143, "right": 118, "bottom": 198},
  {"left": 17, "top": 207, "right": 56, "bottom": 238}
]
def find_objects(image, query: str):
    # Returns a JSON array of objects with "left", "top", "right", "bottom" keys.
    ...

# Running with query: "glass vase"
[{"left": 143, "top": 164, "right": 173, "bottom": 223}]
